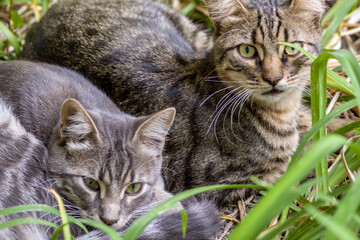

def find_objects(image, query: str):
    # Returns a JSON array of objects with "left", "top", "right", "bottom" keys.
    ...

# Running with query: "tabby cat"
[
  {"left": 21, "top": 0, "right": 325, "bottom": 206},
  {"left": 0, "top": 61, "right": 220, "bottom": 239}
]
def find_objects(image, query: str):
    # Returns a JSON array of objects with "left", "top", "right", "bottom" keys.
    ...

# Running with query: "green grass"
[{"left": 1, "top": 0, "right": 360, "bottom": 239}]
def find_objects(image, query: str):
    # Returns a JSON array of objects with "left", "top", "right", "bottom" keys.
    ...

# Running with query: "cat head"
[
  {"left": 48, "top": 98, "right": 175, "bottom": 230},
  {"left": 207, "top": 0, "right": 325, "bottom": 108}
]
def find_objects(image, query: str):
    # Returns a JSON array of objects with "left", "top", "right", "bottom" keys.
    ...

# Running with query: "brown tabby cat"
[{"left": 21, "top": 0, "right": 325, "bottom": 206}]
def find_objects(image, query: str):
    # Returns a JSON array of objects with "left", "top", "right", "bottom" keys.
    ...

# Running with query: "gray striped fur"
[{"left": 0, "top": 61, "right": 220, "bottom": 239}]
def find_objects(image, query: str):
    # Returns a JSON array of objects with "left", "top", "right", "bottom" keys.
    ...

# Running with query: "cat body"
[
  {"left": 21, "top": 0, "right": 325, "bottom": 205},
  {"left": 0, "top": 100, "right": 54, "bottom": 240},
  {"left": 0, "top": 61, "right": 220, "bottom": 239}
]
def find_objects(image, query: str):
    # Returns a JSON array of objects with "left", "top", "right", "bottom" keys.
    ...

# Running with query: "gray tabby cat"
[
  {"left": 21, "top": 0, "right": 325, "bottom": 206},
  {"left": 0, "top": 61, "right": 220, "bottom": 239}
]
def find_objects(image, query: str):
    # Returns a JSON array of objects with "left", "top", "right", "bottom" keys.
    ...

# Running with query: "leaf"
[
  {"left": 228, "top": 135, "right": 346, "bottom": 240},
  {"left": 321, "top": 0, "right": 358, "bottom": 48},
  {"left": 331, "top": 120, "right": 360, "bottom": 135},
  {"left": 78, "top": 219, "right": 123, "bottom": 240},
  {"left": 180, "top": 0, "right": 203, "bottom": 16},
  {"left": 0, "top": 217, "right": 58, "bottom": 230},
  {"left": 49, "top": 189, "right": 71, "bottom": 240},
  {"left": 50, "top": 223, "right": 73, "bottom": 240},
  {"left": 181, "top": 209, "right": 187, "bottom": 238},
  {"left": 292, "top": 99, "right": 357, "bottom": 164},
  {"left": 42, "top": 0, "right": 50, "bottom": 13},
  {"left": 31, "top": 0, "right": 41, "bottom": 22},
  {"left": 10, "top": 11, "right": 24, "bottom": 28},
  {"left": 310, "top": 50, "right": 329, "bottom": 193},
  {"left": 123, "top": 184, "right": 264, "bottom": 240},
  {"left": 306, "top": 204, "right": 358, "bottom": 240},
  {"left": 0, "top": 21, "right": 20, "bottom": 54}
]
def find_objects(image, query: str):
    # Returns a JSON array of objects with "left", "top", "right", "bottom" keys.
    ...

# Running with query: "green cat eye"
[
  {"left": 238, "top": 44, "right": 257, "bottom": 59},
  {"left": 83, "top": 177, "right": 100, "bottom": 191},
  {"left": 125, "top": 183, "right": 143, "bottom": 195},
  {"left": 284, "top": 42, "right": 302, "bottom": 56}
]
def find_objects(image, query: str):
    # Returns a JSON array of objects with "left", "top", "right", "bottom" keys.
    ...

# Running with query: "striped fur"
[
  {"left": 0, "top": 61, "right": 220, "bottom": 239},
  {"left": 21, "top": 0, "right": 324, "bottom": 207},
  {"left": 0, "top": 100, "right": 57, "bottom": 240}
]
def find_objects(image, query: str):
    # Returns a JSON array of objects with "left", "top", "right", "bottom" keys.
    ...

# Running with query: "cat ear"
[
  {"left": 133, "top": 108, "right": 176, "bottom": 154},
  {"left": 59, "top": 98, "right": 101, "bottom": 150},
  {"left": 289, "top": 0, "right": 325, "bottom": 18},
  {"left": 206, "top": 0, "right": 248, "bottom": 30}
]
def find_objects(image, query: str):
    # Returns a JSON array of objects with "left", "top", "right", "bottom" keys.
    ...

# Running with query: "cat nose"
[
  {"left": 263, "top": 76, "right": 282, "bottom": 87},
  {"left": 100, "top": 216, "right": 118, "bottom": 226}
]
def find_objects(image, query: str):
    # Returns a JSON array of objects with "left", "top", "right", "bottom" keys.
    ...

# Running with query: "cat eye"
[
  {"left": 238, "top": 44, "right": 257, "bottom": 59},
  {"left": 284, "top": 42, "right": 303, "bottom": 56},
  {"left": 83, "top": 177, "right": 100, "bottom": 191},
  {"left": 125, "top": 183, "right": 143, "bottom": 195}
]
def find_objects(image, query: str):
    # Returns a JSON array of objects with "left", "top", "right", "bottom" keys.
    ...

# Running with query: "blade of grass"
[
  {"left": 292, "top": 99, "right": 357, "bottom": 164},
  {"left": 181, "top": 209, "right": 187, "bottom": 238},
  {"left": 228, "top": 135, "right": 346, "bottom": 240},
  {"left": 310, "top": 52, "right": 328, "bottom": 194},
  {"left": 328, "top": 50, "right": 360, "bottom": 107},
  {"left": 0, "top": 204, "right": 60, "bottom": 216},
  {"left": 0, "top": 21, "right": 20, "bottom": 54},
  {"left": 331, "top": 120, "right": 360, "bottom": 135},
  {"left": 329, "top": 150, "right": 360, "bottom": 187},
  {"left": 259, "top": 209, "right": 307, "bottom": 240},
  {"left": 0, "top": 217, "right": 58, "bottom": 230},
  {"left": 49, "top": 189, "right": 71, "bottom": 240},
  {"left": 306, "top": 204, "right": 358, "bottom": 240},
  {"left": 77, "top": 219, "right": 123, "bottom": 240},
  {"left": 50, "top": 223, "right": 73, "bottom": 240},
  {"left": 123, "top": 184, "right": 265, "bottom": 240},
  {"left": 180, "top": 0, "right": 203, "bottom": 15},
  {"left": 31, "top": 0, "right": 40, "bottom": 21},
  {"left": 324, "top": 173, "right": 360, "bottom": 239},
  {"left": 321, "top": 0, "right": 358, "bottom": 48},
  {"left": 42, "top": 0, "right": 49, "bottom": 12},
  {"left": 310, "top": 49, "right": 360, "bottom": 194},
  {"left": 0, "top": 203, "right": 88, "bottom": 233}
]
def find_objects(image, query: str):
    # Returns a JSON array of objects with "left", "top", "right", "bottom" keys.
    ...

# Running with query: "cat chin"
[{"left": 252, "top": 88, "right": 302, "bottom": 107}]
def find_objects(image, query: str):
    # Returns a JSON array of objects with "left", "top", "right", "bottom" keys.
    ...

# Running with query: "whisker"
[
  {"left": 236, "top": 91, "right": 252, "bottom": 133},
  {"left": 207, "top": 87, "right": 241, "bottom": 141},
  {"left": 202, "top": 69, "right": 218, "bottom": 82},
  {"left": 200, "top": 86, "right": 234, "bottom": 106},
  {"left": 215, "top": 87, "right": 240, "bottom": 111},
  {"left": 227, "top": 89, "right": 250, "bottom": 136},
  {"left": 221, "top": 92, "right": 246, "bottom": 144}
]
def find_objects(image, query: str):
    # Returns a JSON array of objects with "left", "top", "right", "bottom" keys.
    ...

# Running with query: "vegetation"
[{"left": 1, "top": 0, "right": 360, "bottom": 239}]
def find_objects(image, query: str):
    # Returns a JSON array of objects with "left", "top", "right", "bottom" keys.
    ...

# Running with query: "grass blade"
[
  {"left": 0, "top": 21, "right": 20, "bottom": 54},
  {"left": 181, "top": 209, "right": 187, "bottom": 238},
  {"left": 78, "top": 219, "right": 123, "bottom": 240},
  {"left": 123, "top": 184, "right": 264, "bottom": 240},
  {"left": 49, "top": 189, "right": 71, "bottom": 240},
  {"left": 0, "top": 217, "right": 57, "bottom": 230},
  {"left": 0, "top": 204, "right": 60, "bottom": 216},
  {"left": 228, "top": 135, "right": 346, "bottom": 240},
  {"left": 306, "top": 205, "right": 358, "bottom": 240},
  {"left": 321, "top": 0, "right": 358, "bottom": 48},
  {"left": 310, "top": 52, "right": 328, "bottom": 193},
  {"left": 324, "top": 173, "right": 360, "bottom": 239},
  {"left": 292, "top": 99, "right": 357, "bottom": 164}
]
